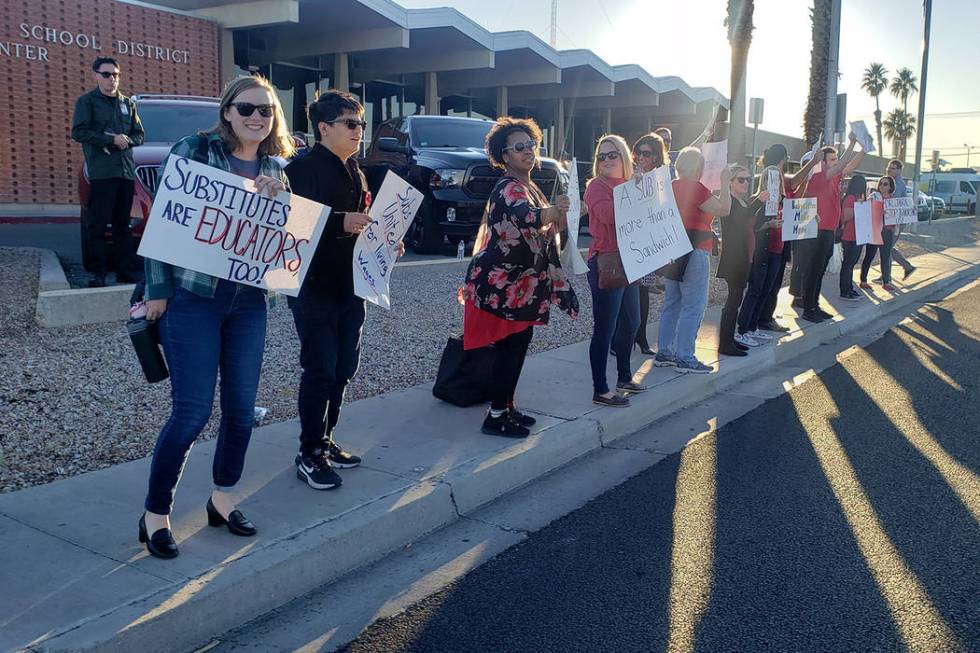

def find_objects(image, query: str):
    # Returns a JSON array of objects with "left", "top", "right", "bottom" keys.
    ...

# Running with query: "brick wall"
[{"left": 0, "top": 0, "right": 219, "bottom": 207}]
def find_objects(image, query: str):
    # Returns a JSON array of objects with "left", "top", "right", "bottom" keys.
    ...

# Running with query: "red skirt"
[{"left": 463, "top": 301, "right": 541, "bottom": 350}]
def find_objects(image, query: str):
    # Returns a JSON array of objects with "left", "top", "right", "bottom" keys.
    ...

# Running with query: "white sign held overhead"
[
  {"left": 352, "top": 171, "right": 424, "bottom": 309},
  {"left": 612, "top": 166, "right": 692, "bottom": 283},
  {"left": 559, "top": 159, "right": 588, "bottom": 275},
  {"left": 700, "top": 139, "right": 728, "bottom": 192},
  {"left": 850, "top": 120, "right": 876, "bottom": 153},
  {"left": 137, "top": 156, "right": 330, "bottom": 297},
  {"left": 781, "top": 197, "right": 819, "bottom": 241}
]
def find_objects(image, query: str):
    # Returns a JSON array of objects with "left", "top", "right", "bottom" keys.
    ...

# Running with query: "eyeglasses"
[
  {"left": 231, "top": 102, "right": 275, "bottom": 118},
  {"left": 634, "top": 149, "right": 656, "bottom": 159},
  {"left": 597, "top": 151, "right": 621, "bottom": 162},
  {"left": 327, "top": 118, "right": 367, "bottom": 130},
  {"left": 504, "top": 140, "right": 538, "bottom": 153},
  {"left": 97, "top": 71, "right": 120, "bottom": 79},
  {"left": 735, "top": 176, "right": 751, "bottom": 183}
]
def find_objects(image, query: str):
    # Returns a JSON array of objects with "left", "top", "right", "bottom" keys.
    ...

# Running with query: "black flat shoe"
[
  {"left": 508, "top": 408, "right": 537, "bottom": 427},
  {"left": 206, "top": 498, "right": 257, "bottom": 537},
  {"left": 636, "top": 343, "right": 655, "bottom": 355},
  {"left": 719, "top": 345, "right": 748, "bottom": 357},
  {"left": 138, "top": 515, "right": 178, "bottom": 559}
]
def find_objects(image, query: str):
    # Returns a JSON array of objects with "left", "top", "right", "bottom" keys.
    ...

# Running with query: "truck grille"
[
  {"left": 136, "top": 166, "right": 160, "bottom": 193},
  {"left": 463, "top": 165, "right": 560, "bottom": 200}
]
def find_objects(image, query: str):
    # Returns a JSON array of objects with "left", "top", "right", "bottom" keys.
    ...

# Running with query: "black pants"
[
  {"left": 789, "top": 237, "right": 810, "bottom": 298},
  {"left": 861, "top": 229, "right": 896, "bottom": 284},
  {"left": 635, "top": 285, "right": 651, "bottom": 349},
  {"left": 759, "top": 246, "right": 789, "bottom": 325},
  {"left": 719, "top": 279, "right": 745, "bottom": 347},
  {"left": 840, "top": 241, "right": 863, "bottom": 295},
  {"left": 490, "top": 327, "right": 533, "bottom": 410},
  {"left": 740, "top": 252, "right": 783, "bottom": 333},
  {"left": 289, "top": 289, "right": 366, "bottom": 455},
  {"left": 802, "top": 230, "right": 835, "bottom": 311},
  {"left": 86, "top": 177, "right": 138, "bottom": 276}
]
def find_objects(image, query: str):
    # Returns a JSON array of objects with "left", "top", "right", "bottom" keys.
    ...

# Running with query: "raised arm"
[
  {"left": 827, "top": 134, "right": 858, "bottom": 178},
  {"left": 699, "top": 167, "right": 733, "bottom": 217},
  {"left": 788, "top": 151, "right": 823, "bottom": 193}
]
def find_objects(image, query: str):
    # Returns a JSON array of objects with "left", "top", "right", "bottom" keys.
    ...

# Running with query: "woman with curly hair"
[{"left": 460, "top": 117, "right": 578, "bottom": 437}]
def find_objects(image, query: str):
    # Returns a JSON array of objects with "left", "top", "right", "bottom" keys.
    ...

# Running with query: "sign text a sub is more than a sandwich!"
[{"left": 138, "top": 156, "right": 330, "bottom": 296}]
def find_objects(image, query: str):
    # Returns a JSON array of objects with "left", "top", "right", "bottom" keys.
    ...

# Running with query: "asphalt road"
[{"left": 336, "top": 285, "right": 980, "bottom": 653}]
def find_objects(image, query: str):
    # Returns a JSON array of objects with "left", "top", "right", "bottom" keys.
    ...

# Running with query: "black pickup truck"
[{"left": 361, "top": 115, "right": 566, "bottom": 254}]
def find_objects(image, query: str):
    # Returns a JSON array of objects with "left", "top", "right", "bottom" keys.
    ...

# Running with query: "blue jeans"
[
  {"left": 289, "top": 289, "right": 366, "bottom": 455},
  {"left": 587, "top": 256, "right": 640, "bottom": 394},
  {"left": 145, "top": 281, "right": 267, "bottom": 515},
  {"left": 658, "top": 249, "right": 709, "bottom": 365}
]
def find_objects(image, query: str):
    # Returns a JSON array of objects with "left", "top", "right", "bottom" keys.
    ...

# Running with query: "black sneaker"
[
  {"left": 801, "top": 310, "right": 826, "bottom": 323},
  {"left": 508, "top": 408, "right": 536, "bottom": 427},
  {"left": 295, "top": 451, "right": 343, "bottom": 490},
  {"left": 327, "top": 441, "right": 361, "bottom": 469},
  {"left": 758, "top": 320, "right": 791, "bottom": 333},
  {"left": 816, "top": 308, "right": 834, "bottom": 320},
  {"left": 481, "top": 412, "right": 530, "bottom": 438}
]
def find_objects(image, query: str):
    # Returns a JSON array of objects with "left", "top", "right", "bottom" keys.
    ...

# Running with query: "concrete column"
[
  {"left": 334, "top": 52, "right": 349, "bottom": 92},
  {"left": 425, "top": 72, "right": 439, "bottom": 115},
  {"left": 555, "top": 98, "right": 566, "bottom": 157},
  {"left": 219, "top": 29, "right": 237, "bottom": 88},
  {"left": 496, "top": 86, "right": 508, "bottom": 117}
]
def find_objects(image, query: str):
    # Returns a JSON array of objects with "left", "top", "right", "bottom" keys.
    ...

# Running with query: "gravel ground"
[{"left": 0, "top": 224, "right": 974, "bottom": 493}]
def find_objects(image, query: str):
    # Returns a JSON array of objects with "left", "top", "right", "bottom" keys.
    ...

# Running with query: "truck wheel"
[{"left": 409, "top": 201, "right": 444, "bottom": 254}]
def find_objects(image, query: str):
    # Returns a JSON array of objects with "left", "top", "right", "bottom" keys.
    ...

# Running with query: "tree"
[
  {"left": 861, "top": 62, "right": 888, "bottom": 153},
  {"left": 725, "top": 0, "right": 754, "bottom": 167},
  {"left": 883, "top": 108, "right": 916, "bottom": 160},
  {"left": 890, "top": 67, "right": 918, "bottom": 114},
  {"left": 803, "top": 0, "right": 833, "bottom": 145}
]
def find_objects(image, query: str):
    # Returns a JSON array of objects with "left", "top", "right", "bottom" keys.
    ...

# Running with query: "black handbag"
[
  {"left": 127, "top": 317, "right": 169, "bottom": 383},
  {"left": 432, "top": 335, "right": 496, "bottom": 407},
  {"left": 657, "top": 229, "right": 713, "bottom": 281}
]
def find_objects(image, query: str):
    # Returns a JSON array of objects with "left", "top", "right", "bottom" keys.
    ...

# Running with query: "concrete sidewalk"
[{"left": 2, "top": 233, "right": 978, "bottom": 653}]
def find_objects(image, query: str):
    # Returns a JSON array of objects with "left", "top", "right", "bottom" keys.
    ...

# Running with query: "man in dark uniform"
[{"left": 72, "top": 57, "right": 145, "bottom": 286}]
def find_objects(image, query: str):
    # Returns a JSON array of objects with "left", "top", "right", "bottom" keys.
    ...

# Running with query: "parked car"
[
  {"left": 915, "top": 191, "right": 946, "bottom": 220},
  {"left": 360, "top": 115, "right": 565, "bottom": 253},
  {"left": 919, "top": 171, "right": 979, "bottom": 214}
]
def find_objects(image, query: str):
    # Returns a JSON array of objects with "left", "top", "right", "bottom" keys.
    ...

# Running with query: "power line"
[{"left": 596, "top": 0, "right": 616, "bottom": 30}]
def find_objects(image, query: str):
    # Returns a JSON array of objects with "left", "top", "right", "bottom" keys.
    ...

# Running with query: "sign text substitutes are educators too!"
[
  {"left": 613, "top": 166, "right": 691, "bottom": 283},
  {"left": 352, "top": 171, "right": 424, "bottom": 309},
  {"left": 138, "top": 156, "right": 330, "bottom": 296}
]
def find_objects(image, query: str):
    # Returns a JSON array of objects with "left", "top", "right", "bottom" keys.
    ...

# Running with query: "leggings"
[
  {"left": 861, "top": 229, "right": 896, "bottom": 284},
  {"left": 719, "top": 279, "right": 745, "bottom": 347},
  {"left": 840, "top": 241, "right": 863, "bottom": 295},
  {"left": 636, "top": 285, "right": 651, "bottom": 349},
  {"left": 490, "top": 327, "right": 533, "bottom": 410}
]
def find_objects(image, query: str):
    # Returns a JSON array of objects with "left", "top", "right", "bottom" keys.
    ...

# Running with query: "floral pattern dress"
[{"left": 460, "top": 176, "right": 578, "bottom": 349}]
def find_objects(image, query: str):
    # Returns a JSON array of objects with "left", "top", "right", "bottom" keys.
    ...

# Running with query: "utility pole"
[
  {"left": 550, "top": 0, "right": 558, "bottom": 48},
  {"left": 823, "top": 0, "right": 842, "bottom": 145},
  {"left": 912, "top": 0, "right": 932, "bottom": 212}
]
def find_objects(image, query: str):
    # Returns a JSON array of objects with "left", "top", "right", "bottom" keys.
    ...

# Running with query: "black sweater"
[
  {"left": 285, "top": 144, "right": 370, "bottom": 298},
  {"left": 717, "top": 198, "right": 764, "bottom": 285}
]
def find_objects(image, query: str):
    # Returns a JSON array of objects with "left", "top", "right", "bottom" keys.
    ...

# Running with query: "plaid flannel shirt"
[{"left": 143, "top": 133, "right": 290, "bottom": 300}]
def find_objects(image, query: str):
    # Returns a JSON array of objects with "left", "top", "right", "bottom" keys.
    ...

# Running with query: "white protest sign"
[
  {"left": 781, "top": 197, "right": 818, "bottom": 241},
  {"left": 700, "top": 139, "right": 728, "bottom": 192},
  {"left": 854, "top": 200, "right": 884, "bottom": 245},
  {"left": 884, "top": 196, "right": 916, "bottom": 225},
  {"left": 138, "top": 156, "right": 329, "bottom": 296},
  {"left": 612, "top": 166, "right": 692, "bottom": 283},
  {"left": 559, "top": 159, "right": 588, "bottom": 275},
  {"left": 850, "top": 120, "right": 876, "bottom": 153},
  {"left": 352, "top": 171, "right": 424, "bottom": 309},
  {"left": 765, "top": 168, "right": 781, "bottom": 216}
]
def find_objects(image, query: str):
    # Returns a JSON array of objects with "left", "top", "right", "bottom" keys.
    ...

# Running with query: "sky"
[{"left": 394, "top": 0, "right": 980, "bottom": 169}]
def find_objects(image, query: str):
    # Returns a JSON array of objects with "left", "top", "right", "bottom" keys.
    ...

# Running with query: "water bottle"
[{"left": 457, "top": 240, "right": 465, "bottom": 260}]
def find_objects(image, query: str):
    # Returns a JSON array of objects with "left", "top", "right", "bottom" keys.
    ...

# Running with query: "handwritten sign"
[
  {"left": 781, "top": 197, "right": 818, "bottom": 241},
  {"left": 137, "top": 156, "right": 329, "bottom": 296},
  {"left": 765, "top": 167, "right": 781, "bottom": 216},
  {"left": 352, "top": 171, "right": 424, "bottom": 309},
  {"left": 700, "top": 139, "right": 728, "bottom": 192},
  {"left": 559, "top": 159, "right": 588, "bottom": 274},
  {"left": 850, "top": 120, "right": 876, "bottom": 153},
  {"left": 884, "top": 196, "right": 916, "bottom": 225},
  {"left": 854, "top": 200, "right": 884, "bottom": 246},
  {"left": 612, "top": 166, "right": 692, "bottom": 283}
]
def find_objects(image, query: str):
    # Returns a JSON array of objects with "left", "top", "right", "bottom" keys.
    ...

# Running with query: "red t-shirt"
[
  {"left": 806, "top": 169, "right": 844, "bottom": 231},
  {"left": 841, "top": 195, "right": 857, "bottom": 242},
  {"left": 585, "top": 176, "right": 624, "bottom": 260},
  {"left": 672, "top": 179, "right": 714, "bottom": 252},
  {"left": 766, "top": 179, "right": 793, "bottom": 255}
]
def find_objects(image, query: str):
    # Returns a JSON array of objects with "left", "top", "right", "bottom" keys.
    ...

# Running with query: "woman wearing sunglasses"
[
  {"left": 138, "top": 76, "right": 294, "bottom": 559},
  {"left": 585, "top": 135, "right": 645, "bottom": 406},
  {"left": 860, "top": 176, "right": 897, "bottom": 291},
  {"left": 460, "top": 117, "right": 578, "bottom": 437}
]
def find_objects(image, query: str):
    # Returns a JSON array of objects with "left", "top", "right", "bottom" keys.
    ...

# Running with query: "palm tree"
[
  {"left": 725, "top": 0, "right": 754, "bottom": 166},
  {"left": 803, "top": 0, "right": 833, "bottom": 144},
  {"left": 883, "top": 108, "right": 916, "bottom": 160},
  {"left": 861, "top": 62, "right": 888, "bottom": 153},
  {"left": 890, "top": 67, "right": 918, "bottom": 114}
]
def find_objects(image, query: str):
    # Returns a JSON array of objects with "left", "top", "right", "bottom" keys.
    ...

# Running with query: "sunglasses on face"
[
  {"left": 327, "top": 118, "right": 367, "bottom": 130},
  {"left": 97, "top": 71, "right": 120, "bottom": 79},
  {"left": 597, "top": 151, "right": 620, "bottom": 162},
  {"left": 634, "top": 149, "right": 655, "bottom": 159},
  {"left": 504, "top": 140, "right": 538, "bottom": 153},
  {"left": 735, "top": 176, "right": 751, "bottom": 183},
  {"left": 231, "top": 102, "right": 275, "bottom": 118}
]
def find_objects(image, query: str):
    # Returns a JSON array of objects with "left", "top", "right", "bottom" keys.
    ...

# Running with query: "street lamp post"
[{"left": 964, "top": 143, "right": 972, "bottom": 168}]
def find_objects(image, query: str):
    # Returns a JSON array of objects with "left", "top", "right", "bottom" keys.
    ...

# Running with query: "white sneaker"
[
  {"left": 750, "top": 329, "right": 773, "bottom": 341},
  {"left": 734, "top": 332, "right": 760, "bottom": 347}
]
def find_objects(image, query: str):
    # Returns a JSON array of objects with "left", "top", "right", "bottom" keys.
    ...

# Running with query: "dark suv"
[{"left": 361, "top": 115, "right": 565, "bottom": 254}]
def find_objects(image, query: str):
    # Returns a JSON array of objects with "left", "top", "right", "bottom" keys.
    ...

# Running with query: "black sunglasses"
[
  {"left": 504, "top": 140, "right": 538, "bottom": 153},
  {"left": 634, "top": 149, "right": 656, "bottom": 159},
  {"left": 97, "top": 71, "right": 120, "bottom": 79},
  {"left": 735, "top": 176, "right": 751, "bottom": 183},
  {"left": 327, "top": 118, "right": 367, "bottom": 130},
  {"left": 231, "top": 102, "right": 275, "bottom": 118},
  {"left": 597, "top": 151, "right": 620, "bottom": 162}
]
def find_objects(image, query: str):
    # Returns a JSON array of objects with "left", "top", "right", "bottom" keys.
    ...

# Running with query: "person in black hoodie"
[{"left": 285, "top": 90, "right": 386, "bottom": 491}]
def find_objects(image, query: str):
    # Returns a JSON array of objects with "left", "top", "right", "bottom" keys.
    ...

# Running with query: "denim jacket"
[{"left": 143, "top": 133, "right": 290, "bottom": 301}]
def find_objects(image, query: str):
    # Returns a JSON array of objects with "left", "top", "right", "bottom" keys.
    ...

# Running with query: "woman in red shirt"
[
  {"left": 656, "top": 147, "right": 732, "bottom": 374},
  {"left": 839, "top": 174, "right": 867, "bottom": 300}
]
